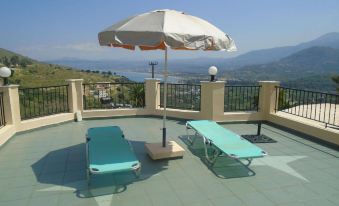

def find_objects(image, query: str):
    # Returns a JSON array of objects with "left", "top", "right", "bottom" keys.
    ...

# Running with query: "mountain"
[
  {"left": 0, "top": 48, "right": 36, "bottom": 62},
  {"left": 48, "top": 32, "right": 339, "bottom": 73},
  {"left": 221, "top": 32, "right": 339, "bottom": 68},
  {"left": 279, "top": 46, "right": 339, "bottom": 70},
  {"left": 0, "top": 48, "right": 37, "bottom": 66},
  {"left": 227, "top": 46, "right": 339, "bottom": 92},
  {"left": 49, "top": 58, "right": 149, "bottom": 72},
  {"left": 0, "top": 48, "right": 122, "bottom": 87}
]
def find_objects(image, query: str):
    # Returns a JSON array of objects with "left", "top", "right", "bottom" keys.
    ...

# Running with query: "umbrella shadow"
[
  {"left": 31, "top": 141, "right": 168, "bottom": 198},
  {"left": 179, "top": 135, "right": 255, "bottom": 179}
]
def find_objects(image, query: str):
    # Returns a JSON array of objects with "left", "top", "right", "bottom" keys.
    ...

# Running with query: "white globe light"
[
  {"left": 0, "top": 67, "right": 12, "bottom": 78},
  {"left": 208, "top": 66, "right": 218, "bottom": 75}
]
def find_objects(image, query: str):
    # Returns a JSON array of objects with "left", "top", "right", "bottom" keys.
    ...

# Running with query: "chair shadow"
[
  {"left": 179, "top": 135, "right": 256, "bottom": 179},
  {"left": 31, "top": 141, "right": 168, "bottom": 198}
]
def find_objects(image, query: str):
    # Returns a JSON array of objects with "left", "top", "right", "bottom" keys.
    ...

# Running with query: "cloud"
[
  {"left": 16, "top": 41, "right": 231, "bottom": 61},
  {"left": 18, "top": 42, "right": 107, "bottom": 53},
  {"left": 54, "top": 42, "right": 106, "bottom": 52},
  {"left": 16, "top": 42, "right": 124, "bottom": 60}
]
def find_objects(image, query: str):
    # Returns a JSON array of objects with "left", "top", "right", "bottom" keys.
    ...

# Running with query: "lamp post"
[
  {"left": 208, "top": 66, "right": 218, "bottom": 82},
  {"left": 149, "top": 61, "right": 158, "bottom": 78},
  {"left": 0, "top": 67, "right": 12, "bottom": 86}
]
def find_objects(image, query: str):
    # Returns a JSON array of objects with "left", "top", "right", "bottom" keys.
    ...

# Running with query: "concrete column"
[
  {"left": 200, "top": 81, "right": 225, "bottom": 120},
  {"left": 0, "top": 85, "right": 21, "bottom": 126},
  {"left": 258, "top": 81, "right": 280, "bottom": 119},
  {"left": 145, "top": 78, "right": 160, "bottom": 114},
  {"left": 66, "top": 79, "right": 84, "bottom": 114}
]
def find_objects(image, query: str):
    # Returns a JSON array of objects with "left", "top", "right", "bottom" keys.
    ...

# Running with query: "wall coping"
[
  {"left": 156, "top": 108, "right": 200, "bottom": 113},
  {"left": 145, "top": 78, "right": 161, "bottom": 81},
  {"left": 200, "top": 81, "right": 225, "bottom": 84},
  {"left": 65, "top": 79, "right": 84, "bottom": 82},
  {"left": 258, "top": 81, "right": 280, "bottom": 84},
  {"left": 0, "top": 84, "right": 19, "bottom": 89}
]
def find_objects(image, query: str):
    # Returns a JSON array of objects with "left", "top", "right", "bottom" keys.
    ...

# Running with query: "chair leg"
[
  {"left": 87, "top": 169, "right": 90, "bottom": 186},
  {"left": 133, "top": 163, "right": 142, "bottom": 178},
  {"left": 186, "top": 127, "right": 197, "bottom": 145},
  {"left": 244, "top": 158, "right": 252, "bottom": 166},
  {"left": 204, "top": 143, "right": 220, "bottom": 167}
]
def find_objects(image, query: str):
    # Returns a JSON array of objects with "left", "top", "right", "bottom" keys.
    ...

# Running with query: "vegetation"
[
  {"left": 0, "top": 48, "right": 35, "bottom": 68},
  {"left": 83, "top": 83, "right": 145, "bottom": 110},
  {"left": 0, "top": 48, "right": 123, "bottom": 87},
  {"left": 277, "top": 89, "right": 293, "bottom": 110},
  {"left": 7, "top": 64, "right": 120, "bottom": 87},
  {"left": 222, "top": 47, "right": 339, "bottom": 93},
  {"left": 128, "top": 84, "right": 145, "bottom": 107},
  {"left": 160, "top": 84, "right": 201, "bottom": 111},
  {"left": 224, "top": 87, "right": 260, "bottom": 112},
  {"left": 332, "top": 75, "right": 339, "bottom": 93},
  {"left": 19, "top": 86, "right": 69, "bottom": 119}
]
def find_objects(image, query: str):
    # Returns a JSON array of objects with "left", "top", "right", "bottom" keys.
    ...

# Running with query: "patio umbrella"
[{"left": 98, "top": 9, "right": 236, "bottom": 147}]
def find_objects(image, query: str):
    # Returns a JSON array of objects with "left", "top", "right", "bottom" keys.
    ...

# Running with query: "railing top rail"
[
  {"left": 83, "top": 82, "right": 144, "bottom": 85},
  {"left": 19, "top": 85, "right": 69, "bottom": 89},
  {"left": 225, "top": 85, "right": 261, "bottom": 87},
  {"left": 276, "top": 86, "right": 339, "bottom": 97},
  {"left": 159, "top": 83, "right": 201, "bottom": 86}
]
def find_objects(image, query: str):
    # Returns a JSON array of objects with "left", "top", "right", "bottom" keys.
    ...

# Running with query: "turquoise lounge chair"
[
  {"left": 86, "top": 126, "right": 141, "bottom": 184},
  {"left": 186, "top": 120, "right": 266, "bottom": 166}
]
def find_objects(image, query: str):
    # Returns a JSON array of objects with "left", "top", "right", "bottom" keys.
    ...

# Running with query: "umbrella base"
[{"left": 145, "top": 141, "right": 185, "bottom": 160}]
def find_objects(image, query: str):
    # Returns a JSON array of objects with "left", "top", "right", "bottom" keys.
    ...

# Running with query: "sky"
[{"left": 0, "top": 0, "right": 339, "bottom": 61}]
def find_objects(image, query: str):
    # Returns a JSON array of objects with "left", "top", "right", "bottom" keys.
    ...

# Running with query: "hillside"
[
  {"left": 0, "top": 48, "right": 123, "bottom": 87},
  {"left": 227, "top": 46, "right": 339, "bottom": 92},
  {"left": 49, "top": 32, "right": 339, "bottom": 74},
  {"left": 221, "top": 32, "right": 339, "bottom": 68},
  {"left": 0, "top": 48, "right": 37, "bottom": 62}
]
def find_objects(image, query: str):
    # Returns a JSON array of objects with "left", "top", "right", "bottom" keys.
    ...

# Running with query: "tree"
[
  {"left": 277, "top": 89, "right": 293, "bottom": 110},
  {"left": 10, "top": 55, "right": 20, "bottom": 66},
  {"left": 19, "top": 58, "right": 33, "bottom": 68},
  {"left": 128, "top": 84, "right": 145, "bottom": 107},
  {"left": 332, "top": 75, "right": 339, "bottom": 93},
  {"left": 1, "top": 56, "right": 11, "bottom": 67}
]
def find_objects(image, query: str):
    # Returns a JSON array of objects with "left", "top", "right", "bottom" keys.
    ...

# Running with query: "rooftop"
[{"left": 0, "top": 116, "right": 338, "bottom": 206}]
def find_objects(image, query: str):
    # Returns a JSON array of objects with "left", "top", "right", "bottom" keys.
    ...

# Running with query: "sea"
[{"left": 112, "top": 71, "right": 181, "bottom": 83}]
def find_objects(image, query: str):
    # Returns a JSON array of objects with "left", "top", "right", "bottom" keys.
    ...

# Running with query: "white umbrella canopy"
[
  {"left": 99, "top": 9, "right": 236, "bottom": 51},
  {"left": 98, "top": 9, "right": 236, "bottom": 147}
]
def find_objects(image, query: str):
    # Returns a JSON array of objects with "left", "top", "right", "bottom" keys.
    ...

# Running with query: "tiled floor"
[{"left": 0, "top": 117, "right": 338, "bottom": 206}]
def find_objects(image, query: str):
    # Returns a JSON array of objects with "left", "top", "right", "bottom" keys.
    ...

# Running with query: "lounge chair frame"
[{"left": 186, "top": 122, "right": 266, "bottom": 167}]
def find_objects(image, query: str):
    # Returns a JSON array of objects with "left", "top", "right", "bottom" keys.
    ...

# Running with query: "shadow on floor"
[
  {"left": 179, "top": 135, "right": 255, "bottom": 179},
  {"left": 31, "top": 141, "right": 168, "bottom": 197}
]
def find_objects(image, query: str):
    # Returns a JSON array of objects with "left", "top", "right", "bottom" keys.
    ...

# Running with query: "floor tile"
[{"left": 0, "top": 118, "right": 338, "bottom": 206}]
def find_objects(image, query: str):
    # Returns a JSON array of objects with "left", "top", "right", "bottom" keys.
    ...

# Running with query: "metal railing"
[
  {"left": 0, "top": 92, "right": 5, "bottom": 128},
  {"left": 275, "top": 86, "right": 339, "bottom": 127},
  {"left": 19, "top": 85, "right": 69, "bottom": 120},
  {"left": 224, "top": 85, "right": 261, "bottom": 112},
  {"left": 160, "top": 83, "right": 201, "bottom": 111},
  {"left": 83, "top": 82, "right": 145, "bottom": 110}
]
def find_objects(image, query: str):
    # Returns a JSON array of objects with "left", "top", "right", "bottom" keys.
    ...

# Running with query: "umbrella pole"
[{"left": 162, "top": 47, "right": 168, "bottom": 147}]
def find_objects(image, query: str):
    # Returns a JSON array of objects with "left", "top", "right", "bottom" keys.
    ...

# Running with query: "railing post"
[
  {"left": 66, "top": 79, "right": 84, "bottom": 114},
  {"left": 200, "top": 81, "right": 225, "bottom": 120},
  {"left": 0, "top": 85, "right": 21, "bottom": 127},
  {"left": 258, "top": 81, "right": 280, "bottom": 120},
  {"left": 145, "top": 78, "right": 160, "bottom": 114}
]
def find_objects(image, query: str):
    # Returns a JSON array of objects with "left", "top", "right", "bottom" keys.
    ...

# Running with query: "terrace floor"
[{"left": 0, "top": 117, "right": 339, "bottom": 206}]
